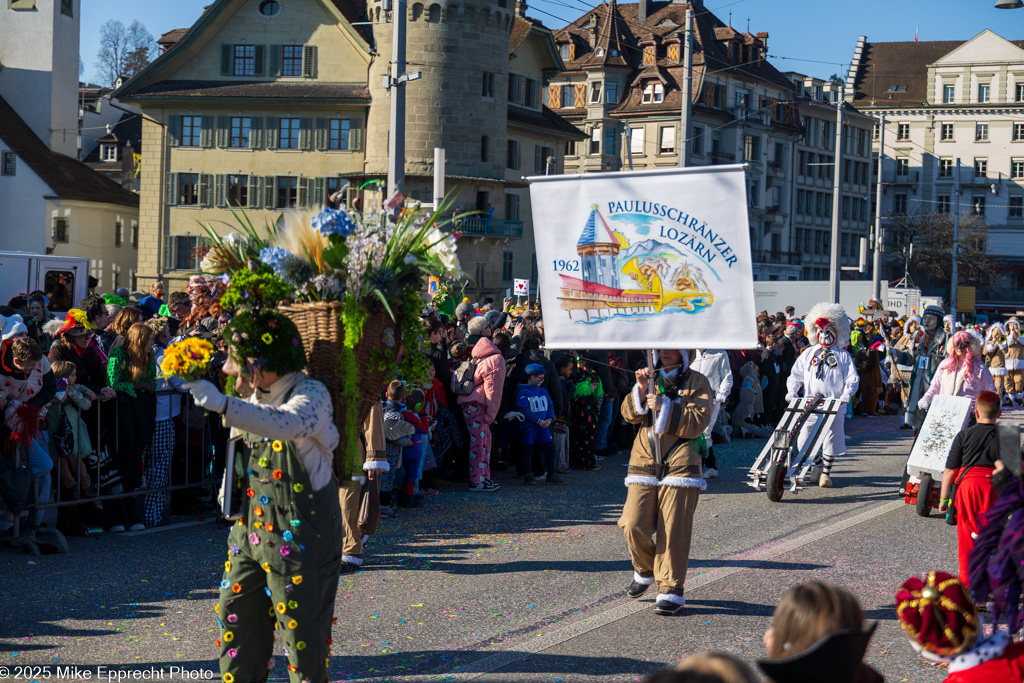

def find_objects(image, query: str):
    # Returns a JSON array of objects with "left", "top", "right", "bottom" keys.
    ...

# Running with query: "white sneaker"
[
  {"left": 483, "top": 480, "right": 501, "bottom": 491},
  {"left": 109, "top": 525, "right": 125, "bottom": 533},
  {"left": 819, "top": 473, "right": 833, "bottom": 488},
  {"left": 128, "top": 523, "right": 145, "bottom": 532},
  {"left": 704, "top": 468, "right": 718, "bottom": 479}
]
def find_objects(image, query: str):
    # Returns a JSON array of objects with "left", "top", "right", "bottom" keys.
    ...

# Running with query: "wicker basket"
[{"left": 278, "top": 301, "right": 400, "bottom": 476}]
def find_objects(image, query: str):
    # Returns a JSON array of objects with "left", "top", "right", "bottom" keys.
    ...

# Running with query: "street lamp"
[{"left": 995, "top": 0, "right": 1023, "bottom": 8}]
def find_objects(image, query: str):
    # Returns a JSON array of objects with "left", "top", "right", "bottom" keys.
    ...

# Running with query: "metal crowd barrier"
[{"left": 5, "top": 391, "right": 220, "bottom": 556}]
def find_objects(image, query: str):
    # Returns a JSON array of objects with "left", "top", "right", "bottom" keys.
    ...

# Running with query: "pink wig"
[{"left": 940, "top": 330, "right": 980, "bottom": 376}]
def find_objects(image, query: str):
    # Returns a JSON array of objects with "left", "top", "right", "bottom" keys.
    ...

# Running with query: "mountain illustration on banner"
[{"left": 556, "top": 204, "right": 715, "bottom": 323}]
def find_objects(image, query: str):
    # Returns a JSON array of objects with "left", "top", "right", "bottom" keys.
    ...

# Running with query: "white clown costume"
[{"left": 785, "top": 303, "right": 860, "bottom": 488}]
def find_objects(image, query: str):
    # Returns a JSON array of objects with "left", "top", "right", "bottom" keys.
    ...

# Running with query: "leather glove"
[{"left": 182, "top": 379, "right": 228, "bottom": 414}]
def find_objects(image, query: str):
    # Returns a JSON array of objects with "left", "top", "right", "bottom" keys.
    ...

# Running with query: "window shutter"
[
  {"left": 250, "top": 117, "right": 263, "bottom": 149},
  {"left": 248, "top": 174, "right": 261, "bottom": 209},
  {"left": 298, "top": 177, "right": 311, "bottom": 208},
  {"left": 302, "top": 46, "right": 317, "bottom": 78},
  {"left": 548, "top": 84, "right": 560, "bottom": 109},
  {"left": 215, "top": 174, "right": 226, "bottom": 208},
  {"left": 216, "top": 116, "right": 229, "bottom": 148},
  {"left": 265, "top": 117, "right": 278, "bottom": 149},
  {"left": 199, "top": 174, "right": 213, "bottom": 207},
  {"left": 299, "top": 118, "right": 312, "bottom": 150},
  {"left": 349, "top": 120, "right": 363, "bottom": 151},
  {"left": 314, "top": 177, "right": 326, "bottom": 207},
  {"left": 535, "top": 145, "right": 542, "bottom": 173},
  {"left": 315, "top": 118, "right": 327, "bottom": 151},
  {"left": 221, "top": 45, "right": 233, "bottom": 75},
  {"left": 167, "top": 115, "right": 181, "bottom": 147},
  {"left": 254, "top": 45, "right": 266, "bottom": 76},
  {"left": 269, "top": 45, "right": 282, "bottom": 77},
  {"left": 165, "top": 172, "right": 179, "bottom": 205},
  {"left": 163, "top": 234, "right": 176, "bottom": 271},
  {"left": 200, "top": 116, "right": 214, "bottom": 148},
  {"left": 264, "top": 176, "right": 276, "bottom": 210}
]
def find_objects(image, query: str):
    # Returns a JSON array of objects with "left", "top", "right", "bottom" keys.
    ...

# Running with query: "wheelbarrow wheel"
[
  {"left": 767, "top": 461, "right": 786, "bottom": 502},
  {"left": 916, "top": 473, "right": 933, "bottom": 518}
]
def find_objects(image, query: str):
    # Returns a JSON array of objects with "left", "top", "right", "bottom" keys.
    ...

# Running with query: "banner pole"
[{"left": 646, "top": 349, "right": 663, "bottom": 477}]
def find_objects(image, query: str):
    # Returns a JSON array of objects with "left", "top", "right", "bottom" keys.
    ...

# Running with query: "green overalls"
[{"left": 216, "top": 432, "right": 342, "bottom": 683}]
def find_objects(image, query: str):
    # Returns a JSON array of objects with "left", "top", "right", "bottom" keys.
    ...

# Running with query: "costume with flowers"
[
  {"left": 193, "top": 310, "right": 343, "bottom": 683},
  {"left": 897, "top": 571, "right": 1024, "bottom": 683},
  {"left": 983, "top": 323, "right": 1008, "bottom": 402},
  {"left": 618, "top": 350, "right": 714, "bottom": 610}
]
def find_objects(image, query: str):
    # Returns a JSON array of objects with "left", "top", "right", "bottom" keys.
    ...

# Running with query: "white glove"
[
  {"left": 715, "top": 392, "right": 728, "bottom": 405},
  {"left": 917, "top": 398, "right": 929, "bottom": 411},
  {"left": 785, "top": 394, "right": 797, "bottom": 403},
  {"left": 504, "top": 411, "right": 525, "bottom": 422},
  {"left": 183, "top": 380, "right": 227, "bottom": 414}
]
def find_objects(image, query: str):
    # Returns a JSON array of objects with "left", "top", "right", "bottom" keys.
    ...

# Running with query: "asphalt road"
[{"left": 0, "top": 410, "right": 976, "bottom": 682}]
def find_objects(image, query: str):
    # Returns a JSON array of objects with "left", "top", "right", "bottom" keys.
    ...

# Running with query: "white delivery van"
[{"left": 0, "top": 252, "right": 90, "bottom": 313}]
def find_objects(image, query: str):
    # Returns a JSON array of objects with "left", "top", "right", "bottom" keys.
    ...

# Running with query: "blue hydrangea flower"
[
  {"left": 311, "top": 207, "right": 357, "bottom": 237},
  {"left": 259, "top": 246, "right": 294, "bottom": 275}
]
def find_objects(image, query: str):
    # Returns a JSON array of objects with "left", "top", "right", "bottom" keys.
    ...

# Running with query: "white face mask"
[{"left": 814, "top": 317, "right": 836, "bottom": 348}]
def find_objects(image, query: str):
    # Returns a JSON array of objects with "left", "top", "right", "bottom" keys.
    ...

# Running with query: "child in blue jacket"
[{"left": 516, "top": 363, "right": 567, "bottom": 486}]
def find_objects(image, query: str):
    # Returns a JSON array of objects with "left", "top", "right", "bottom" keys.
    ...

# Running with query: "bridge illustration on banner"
[{"left": 557, "top": 205, "right": 715, "bottom": 322}]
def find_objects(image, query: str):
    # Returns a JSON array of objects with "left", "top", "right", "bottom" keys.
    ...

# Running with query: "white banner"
[{"left": 527, "top": 166, "right": 757, "bottom": 350}]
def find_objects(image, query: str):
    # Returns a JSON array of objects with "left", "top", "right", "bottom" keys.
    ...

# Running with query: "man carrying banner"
[{"left": 619, "top": 349, "right": 713, "bottom": 616}]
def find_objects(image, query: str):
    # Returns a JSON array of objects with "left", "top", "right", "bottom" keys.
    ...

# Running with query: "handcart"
[{"left": 747, "top": 394, "right": 843, "bottom": 502}]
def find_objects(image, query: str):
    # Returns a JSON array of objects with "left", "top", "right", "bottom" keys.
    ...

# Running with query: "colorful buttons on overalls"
[{"left": 259, "top": 495, "right": 270, "bottom": 504}]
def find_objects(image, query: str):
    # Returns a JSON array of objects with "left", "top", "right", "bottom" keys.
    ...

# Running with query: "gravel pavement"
[{"left": 0, "top": 409, "right": 990, "bottom": 682}]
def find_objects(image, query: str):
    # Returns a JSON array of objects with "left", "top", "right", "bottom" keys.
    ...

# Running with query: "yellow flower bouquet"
[{"left": 159, "top": 337, "right": 216, "bottom": 382}]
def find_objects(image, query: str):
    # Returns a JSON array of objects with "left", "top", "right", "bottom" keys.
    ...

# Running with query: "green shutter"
[
  {"left": 221, "top": 45, "right": 233, "bottom": 75},
  {"left": 167, "top": 115, "right": 180, "bottom": 147},
  {"left": 165, "top": 172, "right": 178, "bottom": 205},
  {"left": 313, "top": 177, "right": 326, "bottom": 207},
  {"left": 250, "top": 117, "right": 263, "bottom": 149},
  {"left": 200, "top": 116, "right": 214, "bottom": 148},
  {"left": 199, "top": 174, "right": 213, "bottom": 207},
  {"left": 216, "top": 116, "right": 229, "bottom": 148},
  {"left": 302, "top": 45, "right": 317, "bottom": 78},
  {"left": 265, "top": 117, "right": 278, "bottom": 149},
  {"left": 254, "top": 45, "right": 266, "bottom": 76},
  {"left": 163, "top": 234, "right": 175, "bottom": 271},
  {"left": 269, "top": 45, "right": 282, "bottom": 77},
  {"left": 315, "top": 118, "right": 327, "bottom": 151},
  {"left": 264, "top": 176, "right": 276, "bottom": 209},
  {"left": 215, "top": 174, "right": 226, "bottom": 207},
  {"left": 299, "top": 118, "right": 312, "bottom": 150},
  {"left": 248, "top": 175, "right": 261, "bottom": 209},
  {"left": 349, "top": 120, "right": 363, "bottom": 151},
  {"left": 298, "top": 177, "right": 311, "bottom": 208}
]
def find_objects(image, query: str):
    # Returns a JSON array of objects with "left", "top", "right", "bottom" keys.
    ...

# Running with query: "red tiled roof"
[
  {"left": 157, "top": 28, "right": 188, "bottom": 46},
  {"left": 0, "top": 96, "right": 138, "bottom": 208}
]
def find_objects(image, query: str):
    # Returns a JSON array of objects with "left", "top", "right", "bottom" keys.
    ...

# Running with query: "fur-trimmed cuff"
[
  {"left": 660, "top": 476, "right": 707, "bottom": 490},
  {"left": 655, "top": 593, "right": 686, "bottom": 606},
  {"left": 653, "top": 399, "right": 674, "bottom": 435},
  {"left": 990, "top": 366, "right": 1008, "bottom": 376},
  {"left": 351, "top": 475, "right": 367, "bottom": 484},
  {"left": 364, "top": 460, "right": 390, "bottom": 472},
  {"left": 632, "top": 385, "right": 649, "bottom": 415},
  {"left": 342, "top": 555, "right": 363, "bottom": 566},
  {"left": 625, "top": 475, "right": 661, "bottom": 487},
  {"left": 633, "top": 572, "right": 655, "bottom": 585}
]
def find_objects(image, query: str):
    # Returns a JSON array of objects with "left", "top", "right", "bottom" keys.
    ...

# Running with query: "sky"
[{"left": 79, "top": 0, "right": 1021, "bottom": 86}]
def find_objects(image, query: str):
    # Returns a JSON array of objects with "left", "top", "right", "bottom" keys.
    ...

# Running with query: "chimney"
[
  {"left": 639, "top": 0, "right": 648, "bottom": 22},
  {"left": 515, "top": 0, "right": 527, "bottom": 17}
]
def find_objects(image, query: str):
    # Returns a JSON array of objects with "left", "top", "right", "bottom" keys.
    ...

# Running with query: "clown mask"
[{"left": 815, "top": 317, "right": 837, "bottom": 348}]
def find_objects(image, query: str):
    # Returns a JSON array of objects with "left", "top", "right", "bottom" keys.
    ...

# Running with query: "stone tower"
[{"left": 365, "top": 0, "right": 515, "bottom": 202}]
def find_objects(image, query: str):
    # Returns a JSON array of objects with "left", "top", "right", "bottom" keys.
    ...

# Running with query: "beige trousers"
[
  {"left": 1009, "top": 370, "right": 1024, "bottom": 394},
  {"left": 618, "top": 484, "right": 700, "bottom": 596},
  {"left": 338, "top": 477, "right": 380, "bottom": 562}
]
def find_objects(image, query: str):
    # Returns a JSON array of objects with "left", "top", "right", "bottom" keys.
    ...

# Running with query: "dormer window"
[
  {"left": 101, "top": 144, "right": 118, "bottom": 162},
  {"left": 595, "top": 47, "right": 605, "bottom": 57},
  {"left": 667, "top": 44, "right": 680, "bottom": 62},
  {"left": 560, "top": 44, "right": 572, "bottom": 60},
  {"left": 642, "top": 83, "right": 664, "bottom": 104},
  {"left": 643, "top": 45, "right": 655, "bottom": 65}
]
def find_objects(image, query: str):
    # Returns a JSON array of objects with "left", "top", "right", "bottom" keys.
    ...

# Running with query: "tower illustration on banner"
[{"left": 555, "top": 204, "right": 715, "bottom": 323}]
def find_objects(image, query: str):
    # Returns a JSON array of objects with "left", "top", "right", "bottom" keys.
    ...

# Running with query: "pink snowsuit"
[{"left": 457, "top": 336, "right": 506, "bottom": 485}]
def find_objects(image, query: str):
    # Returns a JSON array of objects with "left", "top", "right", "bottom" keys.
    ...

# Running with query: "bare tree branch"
[
  {"left": 883, "top": 211, "right": 994, "bottom": 290},
  {"left": 96, "top": 19, "right": 155, "bottom": 87}
]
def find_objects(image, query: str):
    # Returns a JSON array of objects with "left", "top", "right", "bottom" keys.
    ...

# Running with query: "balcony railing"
[
  {"left": 711, "top": 152, "right": 736, "bottom": 165},
  {"left": 754, "top": 250, "right": 802, "bottom": 265},
  {"left": 451, "top": 217, "right": 524, "bottom": 239}
]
